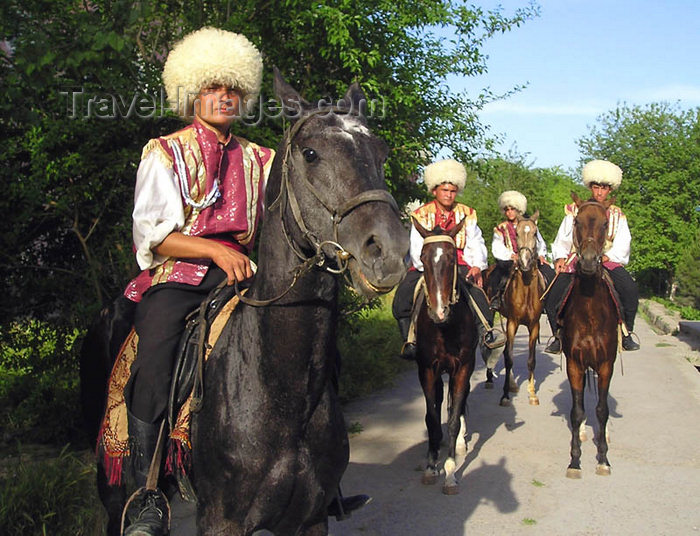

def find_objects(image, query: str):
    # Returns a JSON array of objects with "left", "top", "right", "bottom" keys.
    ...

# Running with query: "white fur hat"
[
  {"left": 582, "top": 159, "right": 622, "bottom": 190},
  {"left": 498, "top": 190, "right": 527, "bottom": 213},
  {"left": 162, "top": 27, "right": 263, "bottom": 118},
  {"left": 424, "top": 159, "right": 466, "bottom": 192}
]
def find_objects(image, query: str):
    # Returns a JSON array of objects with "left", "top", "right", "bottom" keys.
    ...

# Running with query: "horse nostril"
[{"left": 363, "top": 235, "right": 382, "bottom": 258}]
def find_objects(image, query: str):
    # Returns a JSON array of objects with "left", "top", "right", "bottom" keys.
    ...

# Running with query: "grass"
[
  {"left": 337, "top": 291, "right": 413, "bottom": 403},
  {"left": 650, "top": 297, "right": 700, "bottom": 320},
  {"left": 522, "top": 518, "right": 537, "bottom": 525},
  {"left": 655, "top": 342, "right": 674, "bottom": 347},
  {"left": 531, "top": 479, "right": 545, "bottom": 487},
  {"left": 0, "top": 445, "right": 106, "bottom": 535}
]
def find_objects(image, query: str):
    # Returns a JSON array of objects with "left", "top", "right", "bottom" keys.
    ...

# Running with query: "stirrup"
[
  {"left": 399, "top": 342, "right": 417, "bottom": 361},
  {"left": 483, "top": 328, "right": 506, "bottom": 349},
  {"left": 121, "top": 488, "right": 170, "bottom": 536},
  {"left": 544, "top": 335, "right": 561, "bottom": 354},
  {"left": 622, "top": 332, "right": 640, "bottom": 351}
]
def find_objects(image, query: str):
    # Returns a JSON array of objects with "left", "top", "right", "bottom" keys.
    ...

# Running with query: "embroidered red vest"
[
  {"left": 124, "top": 119, "right": 275, "bottom": 302},
  {"left": 412, "top": 201, "right": 477, "bottom": 267}
]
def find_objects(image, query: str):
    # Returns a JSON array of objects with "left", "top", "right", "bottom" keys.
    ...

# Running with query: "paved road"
[{"left": 329, "top": 316, "right": 700, "bottom": 535}]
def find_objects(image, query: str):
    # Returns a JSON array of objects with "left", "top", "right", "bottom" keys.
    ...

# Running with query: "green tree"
[
  {"left": 0, "top": 0, "right": 538, "bottom": 326},
  {"left": 454, "top": 154, "right": 580, "bottom": 262},
  {"left": 578, "top": 103, "right": 700, "bottom": 295},
  {"left": 675, "top": 230, "right": 700, "bottom": 309}
]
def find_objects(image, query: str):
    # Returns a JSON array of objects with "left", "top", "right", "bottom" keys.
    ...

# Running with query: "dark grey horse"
[{"left": 84, "top": 70, "right": 407, "bottom": 535}]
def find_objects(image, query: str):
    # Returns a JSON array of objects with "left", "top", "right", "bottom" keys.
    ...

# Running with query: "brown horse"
[
  {"left": 561, "top": 193, "right": 618, "bottom": 478},
  {"left": 411, "top": 217, "right": 477, "bottom": 495},
  {"left": 488, "top": 212, "right": 546, "bottom": 407}
]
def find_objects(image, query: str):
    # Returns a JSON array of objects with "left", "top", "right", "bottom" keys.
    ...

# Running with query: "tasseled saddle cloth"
[{"left": 97, "top": 285, "right": 243, "bottom": 492}]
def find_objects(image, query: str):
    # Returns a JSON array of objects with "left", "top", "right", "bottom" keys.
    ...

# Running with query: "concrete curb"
[{"left": 639, "top": 298, "right": 680, "bottom": 335}]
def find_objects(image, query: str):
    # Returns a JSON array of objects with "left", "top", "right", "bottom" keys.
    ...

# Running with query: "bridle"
[
  {"left": 572, "top": 201, "right": 606, "bottom": 268},
  {"left": 236, "top": 106, "right": 399, "bottom": 306},
  {"left": 421, "top": 234, "right": 459, "bottom": 306}
]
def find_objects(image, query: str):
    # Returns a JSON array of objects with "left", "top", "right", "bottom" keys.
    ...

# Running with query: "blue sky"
[{"left": 455, "top": 0, "right": 700, "bottom": 172}]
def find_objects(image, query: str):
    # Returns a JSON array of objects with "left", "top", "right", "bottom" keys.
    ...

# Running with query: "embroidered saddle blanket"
[{"left": 97, "top": 286, "right": 243, "bottom": 492}]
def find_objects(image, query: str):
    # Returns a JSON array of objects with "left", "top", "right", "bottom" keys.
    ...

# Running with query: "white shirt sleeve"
[
  {"left": 463, "top": 220, "right": 488, "bottom": 270},
  {"left": 132, "top": 151, "right": 185, "bottom": 270},
  {"left": 605, "top": 214, "right": 631, "bottom": 265},
  {"left": 491, "top": 229, "right": 512, "bottom": 261},
  {"left": 409, "top": 224, "right": 425, "bottom": 271},
  {"left": 551, "top": 214, "right": 574, "bottom": 261},
  {"left": 536, "top": 229, "right": 548, "bottom": 258}
]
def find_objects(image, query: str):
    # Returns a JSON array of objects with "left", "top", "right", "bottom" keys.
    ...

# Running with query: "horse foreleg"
[
  {"left": 566, "top": 360, "right": 586, "bottom": 479},
  {"left": 419, "top": 368, "right": 442, "bottom": 485},
  {"left": 527, "top": 321, "right": 540, "bottom": 405},
  {"left": 443, "top": 368, "right": 470, "bottom": 495},
  {"left": 499, "top": 319, "right": 518, "bottom": 407},
  {"left": 455, "top": 414, "right": 467, "bottom": 456},
  {"left": 485, "top": 367, "right": 495, "bottom": 389},
  {"left": 595, "top": 361, "right": 613, "bottom": 475}
]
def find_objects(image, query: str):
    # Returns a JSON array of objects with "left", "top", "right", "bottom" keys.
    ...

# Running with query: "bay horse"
[
  {"left": 84, "top": 70, "right": 408, "bottom": 535},
  {"left": 411, "top": 217, "right": 477, "bottom": 495},
  {"left": 487, "top": 212, "right": 546, "bottom": 407},
  {"left": 560, "top": 192, "right": 618, "bottom": 478}
]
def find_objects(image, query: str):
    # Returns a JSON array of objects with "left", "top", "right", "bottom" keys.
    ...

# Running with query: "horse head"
[
  {"left": 412, "top": 216, "right": 467, "bottom": 324},
  {"left": 515, "top": 209, "right": 539, "bottom": 273},
  {"left": 572, "top": 192, "right": 611, "bottom": 276},
  {"left": 270, "top": 68, "right": 408, "bottom": 298}
]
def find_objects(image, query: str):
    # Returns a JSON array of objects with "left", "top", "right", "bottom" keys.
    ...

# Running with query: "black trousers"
[
  {"left": 125, "top": 265, "right": 227, "bottom": 423},
  {"left": 544, "top": 266, "right": 639, "bottom": 334},
  {"left": 392, "top": 266, "right": 494, "bottom": 325}
]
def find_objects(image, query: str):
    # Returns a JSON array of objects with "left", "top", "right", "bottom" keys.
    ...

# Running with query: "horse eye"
[{"left": 302, "top": 147, "right": 318, "bottom": 163}]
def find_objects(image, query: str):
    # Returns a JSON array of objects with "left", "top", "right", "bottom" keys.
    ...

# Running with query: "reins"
[{"left": 235, "top": 106, "right": 399, "bottom": 307}]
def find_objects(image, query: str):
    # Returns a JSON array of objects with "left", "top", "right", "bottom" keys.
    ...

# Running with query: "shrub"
[{"left": 0, "top": 445, "right": 105, "bottom": 535}]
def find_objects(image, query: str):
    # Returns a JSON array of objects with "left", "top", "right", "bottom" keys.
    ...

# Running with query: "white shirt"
[
  {"left": 551, "top": 212, "right": 631, "bottom": 265},
  {"left": 491, "top": 223, "right": 548, "bottom": 262},
  {"left": 132, "top": 152, "right": 185, "bottom": 271},
  {"left": 409, "top": 218, "right": 488, "bottom": 271}
]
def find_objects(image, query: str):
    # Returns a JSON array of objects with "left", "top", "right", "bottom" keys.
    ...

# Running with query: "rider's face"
[
  {"left": 504, "top": 206, "right": 519, "bottom": 222},
  {"left": 432, "top": 183, "right": 458, "bottom": 212},
  {"left": 195, "top": 85, "right": 241, "bottom": 133},
  {"left": 590, "top": 183, "right": 611, "bottom": 203}
]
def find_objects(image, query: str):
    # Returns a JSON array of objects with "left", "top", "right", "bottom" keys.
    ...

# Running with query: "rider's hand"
[
  {"left": 211, "top": 244, "right": 253, "bottom": 285},
  {"left": 467, "top": 266, "right": 483, "bottom": 288},
  {"left": 554, "top": 258, "right": 566, "bottom": 273}
]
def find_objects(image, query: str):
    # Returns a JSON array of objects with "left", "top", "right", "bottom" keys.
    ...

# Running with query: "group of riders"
[
  {"left": 108, "top": 27, "right": 639, "bottom": 535},
  {"left": 392, "top": 156, "right": 641, "bottom": 362}
]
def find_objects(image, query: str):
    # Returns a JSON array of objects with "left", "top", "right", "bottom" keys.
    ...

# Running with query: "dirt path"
[{"left": 328, "top": 316, "right": 700, "bottom": 535}]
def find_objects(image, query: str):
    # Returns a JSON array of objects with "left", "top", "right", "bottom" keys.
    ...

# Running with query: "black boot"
[
  {"left": 397, "top": 317, "right": 416, "bottom": 361},
  {"left": 328, "top": 487, "right": 372, "bottom": 521},
  {"left": 544, "top": 334, "right": 561, "bottom": 354},
  {"left": 123, "top": 411, "right": 168, "bottom": 536},
  {"left": 622, "top": 333, "right": 640, "bottom": 351}
]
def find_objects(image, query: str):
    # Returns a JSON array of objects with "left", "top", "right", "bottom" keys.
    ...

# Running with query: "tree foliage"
[
  {"left": 578, "top": 103, "right": 700, "bottom": 295},
  {"left": 0, "top": 0, "right": 538, "bottom": 326},
  {"left": 457, "top": 154, "right": 581, "bottom": 262}
]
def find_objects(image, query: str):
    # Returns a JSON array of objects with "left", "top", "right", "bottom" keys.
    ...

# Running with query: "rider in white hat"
[
  {"left": 119, "top": 27, "right": 275, "bottom": 535},
  {"left": 392, "top": 159, "right": 505, "bottom": 364},
  {"left": 544, "top": 159, "right": 640, "bottom": 353},
  {"left": 488, "top": 190, "right": 554, "bottom": 310}
]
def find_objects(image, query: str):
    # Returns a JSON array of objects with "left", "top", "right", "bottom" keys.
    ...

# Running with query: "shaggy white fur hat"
[
  {"left": 424, "top": 159, "right": 466, "bottom": 192},
  {"left": 162, "top": 27, "right": 263, "bottom": 118},
  {"left": 498, "top": 190, "right": 527, "bottom": 214},
  {"left": 582, "top": 159, "right": 622, "bottom": 190}
]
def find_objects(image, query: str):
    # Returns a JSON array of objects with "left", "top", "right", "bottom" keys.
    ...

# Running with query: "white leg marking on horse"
[
  {"left": 443, "top": 457, "right": 459, "bottom": 494},
  {"left": 579, "top": 421, "right": 587, "bottom": 442},
  {"left": 456, "top": 415, "right": 467, "bottom": 456}
]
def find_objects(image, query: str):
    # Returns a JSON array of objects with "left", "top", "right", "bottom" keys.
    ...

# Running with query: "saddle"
[
  {"left": 97, "top": 283, "right": 244, "bottom": 496},
  {"left": 556, "top": 270, "right": 625, "bottom": 325}
]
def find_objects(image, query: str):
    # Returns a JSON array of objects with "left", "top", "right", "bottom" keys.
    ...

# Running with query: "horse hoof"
[
  {"left": 499, "top": 398, "right": 511, "bottom": 407},
  {"left": 595, "top": 464, "right": 611, "bottom": 476},
  {"left": 421, "top": 473, "right": 438, "bottom": 485},
  {"left": 566, "top": 468, "right": 582, "bottom": 479},
  {"left": 529, "top": 396, "right": 540, "bottom": 406},
  {"left": 484, "top": 382, "right": 494, "bottom": 390},
  {"left": 442, "top": 484, "right": 460, "bottom": 495}
]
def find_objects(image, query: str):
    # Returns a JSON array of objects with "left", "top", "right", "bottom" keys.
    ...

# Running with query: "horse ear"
[
  {"left": 531, "top": 209, "right": 539, "bottom": 223},
  {"left": 571, "top": 191, "right": 583, "bottom": 207},
  {"left": 340, "top": 82, "right": 368, "bottom": 116},
  {"left": 411, "top": 216, "right": 430, "bottom": 238},
  {"left": 448, "top": 216, "right": 467, "bottom": 239},
  {"left": 273, "top": 66, "right": 310, "bottom": 121}
]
